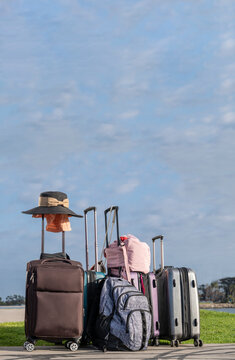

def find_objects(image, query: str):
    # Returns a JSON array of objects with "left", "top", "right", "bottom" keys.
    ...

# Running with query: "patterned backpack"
[{"left": 93, "top": 277, "right": 152, "bottom": 351}]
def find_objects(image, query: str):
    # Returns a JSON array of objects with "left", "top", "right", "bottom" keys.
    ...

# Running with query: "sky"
[{"left": 0, "top": 0, "right": 235, "bottom": 299}]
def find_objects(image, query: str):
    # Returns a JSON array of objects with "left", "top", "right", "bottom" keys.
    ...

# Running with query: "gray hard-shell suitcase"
[
  {"left": 154, "top": 235, "right": 203, "bottom": 347},
  {"left": 24, "top": 215, "right": 84, "bottom": 352}
]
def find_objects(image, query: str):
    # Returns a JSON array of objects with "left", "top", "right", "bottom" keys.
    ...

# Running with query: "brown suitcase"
[{"left": 24, "top": 215, "right": 84, "bottom": 352}]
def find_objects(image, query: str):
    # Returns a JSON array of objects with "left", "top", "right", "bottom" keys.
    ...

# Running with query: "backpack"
[{"left": 93, "top": 277, "right": 152, "bottom": 351}]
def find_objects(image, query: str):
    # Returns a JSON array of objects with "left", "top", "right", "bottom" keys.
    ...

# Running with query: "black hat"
[{"left": 22, "top": 191, "right": 83, "bottom": 218}]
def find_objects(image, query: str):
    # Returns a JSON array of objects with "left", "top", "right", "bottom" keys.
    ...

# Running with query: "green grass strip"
[
  {"left": 0, "top": 322, "right": 51, "bottom": 346},
  {"left": 198, "top": 310, "right": 235, "bottom": 344},
  {"left": 0, "top": 310, "right": 234, "bottom": 346}
]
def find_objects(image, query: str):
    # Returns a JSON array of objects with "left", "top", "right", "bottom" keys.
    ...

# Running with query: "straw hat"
[{"left": 22, "top": 191, "right": 82, "bottom": 218}]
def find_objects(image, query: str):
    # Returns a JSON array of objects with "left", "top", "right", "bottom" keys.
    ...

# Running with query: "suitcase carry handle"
[
  {"left": 41, "top": 215, "right": 65, "bottom": 254},
  {"left": 41, "top": 258, "right": 73, "bottom": 265},
  {"left": 104, "top": 206, "right": 120, "bottom": 247},
  {"left": 84, "top": 207, "right": 98, "bottom": 272},
  {"left": 104, "top": 206, "right": 131, "bottom": 281},
  {"left": 152, "top": 235, "right": 164, "bottom": 272}
]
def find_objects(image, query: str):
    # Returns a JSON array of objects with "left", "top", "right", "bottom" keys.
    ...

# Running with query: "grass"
[
  {"left": 0, "top": 310, "right": 234, "bottom": 346},
  {"left": 197, "top": 310, "right": 235, "bottom": 344},
  {"left": 0, "top": 322, "right": 51, "bottom": 347},
  {"left": 183, "top": 310, "right": 235, "bottom": 344}
]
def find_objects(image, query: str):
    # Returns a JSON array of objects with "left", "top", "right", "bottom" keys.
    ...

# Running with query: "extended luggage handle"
[
  {"left": 152, "top": 235, "right": 164, "bottom": 272},
  {"left": 104, "top": 206, "right": 132, "bottom": 282},
  {"left": 104, "top": 206, "right": 120, "bottom": 247},
  {"left": 84, "top": 207, "right": 98, "bottom": 272},
  {"left": 41, "top": 215, "right": 65, "bottom": 254}
]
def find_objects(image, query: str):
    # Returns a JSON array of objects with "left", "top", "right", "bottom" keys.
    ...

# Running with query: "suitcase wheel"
[
  {"left": 151, "top": 338, "right": 159, "bottom": 346},
  {"left": 68, "top": 341, "right": 79, "bottom": 352},
  {"left": 170, "top": 340, "right": 179, "bottom": 347},
  {"left": 24, "top": 341, "right": 35, "bottom": 352},
  {"left": 194, "top": 339, "right": 199, "bottom": 347},
  {"left": 199, "top": 339, "right": 203, "bottom": 347},
  {"left": 65, "top": 341, "right": 70, "bottom": 349},
  {"left": 102, "top": 345, "right": 107, "bottom": 352}
]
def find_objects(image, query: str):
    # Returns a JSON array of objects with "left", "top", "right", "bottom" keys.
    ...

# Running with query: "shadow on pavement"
[{"left": 0, "top": 344, "right": 235, "bottom": 360}]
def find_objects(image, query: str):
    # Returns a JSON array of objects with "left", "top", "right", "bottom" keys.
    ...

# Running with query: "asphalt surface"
[{"left": 0, "top": 344, "right": 235, "bottom": 360}]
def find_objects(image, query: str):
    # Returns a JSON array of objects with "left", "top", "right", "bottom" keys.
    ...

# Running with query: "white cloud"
[
  {"left": 145, "top": 214, "right": 162, "bottom": 227},
  {"left": 117, "top": 180, "right": 139, "bottom": 194},
  {"left": 202, "top": 116, "right": 214, "bottom": 124},
  {"left": 217, "top": 215, "right": 235, "bottom": 222},
  {"left": 221, "top": 37, "right": 235, "bottom": 51},
  {"left": 118, "top": 110, "right": 139, "bottom": 120},
  {"left": 222, "top": 111, "right": 235, "bottom": 124},
  {"left": 75, "top": 198, "right": 90, "bottom": 210},
  {"left": 164, "top": 84, "right": 195, "bottom": 107},
  {"left": 99, "top": 123, "right": 116, "bottom": 137},
  {"left": 221, "top": 78, "right": 235, "bottom": 90},
  {"left": 114, "top": 76, "right": 150, "bottom": 100},
  {"left": 111, "top": 0, "right": 159, "bottom": 31}
]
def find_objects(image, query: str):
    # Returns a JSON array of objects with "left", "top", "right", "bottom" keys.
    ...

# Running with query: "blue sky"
[{"left": 0, "top": 0, "right": 235, "bottom": 299}]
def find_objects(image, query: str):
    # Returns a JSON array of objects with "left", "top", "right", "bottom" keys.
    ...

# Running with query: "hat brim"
[{"left": 22, "top": 205, "right": 83, "bottom": 218}]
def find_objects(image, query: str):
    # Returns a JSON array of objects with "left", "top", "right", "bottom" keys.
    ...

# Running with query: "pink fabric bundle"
[{"left": 104, "top": 234, "right": 150, "bottom": 281}]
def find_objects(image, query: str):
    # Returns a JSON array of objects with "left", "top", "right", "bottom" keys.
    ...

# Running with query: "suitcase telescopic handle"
[
  {"left": 152, "top": 235, "right": 164, "bottom": 272},
  {"left": 41, "top": 215, "right": 65, "bottom": 254},
  {"left": 84, "top": 206, "right": 96, "bottom": 214},
  {"left": 84, "top": 207, "right": 98, "bottom": 272},
  {"left": 104, "top": 206, "right": 120, "bottom": 247}
]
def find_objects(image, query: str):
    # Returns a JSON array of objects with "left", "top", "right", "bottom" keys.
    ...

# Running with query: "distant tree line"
[
  {"left": 1, "top": 277, "right": 234, "bottom": 305},
  {"left": 198, "top": 277, "right": 235, "bottom": 303},
  {"left": 0, "top": 294, "right": 25, "bottom": 305}
]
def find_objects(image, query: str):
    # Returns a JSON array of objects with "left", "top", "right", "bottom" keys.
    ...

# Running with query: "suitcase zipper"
[
  {"left": 112, "top": 285, "right": 133, "bottom": 298},
  {"left": 124, "top": 293, "right": 148, "bottom": 309},
  {"left": 140, "top": 310, "right": 147, "bottom": 350},
  {"left": 126, "top": 309, "right": 151, "bottom": 333},
  {"left": 30, "top": 273, "right": 34, "bottom": 284},
  {"left": 116, "top": 290, "right": 140, "bottom": 309},
  {"left": 180, "top": 268, "right": 191, "bottom": 339},
  {"left": 28, "top": 271, "right": 37, "bottom": 336}
]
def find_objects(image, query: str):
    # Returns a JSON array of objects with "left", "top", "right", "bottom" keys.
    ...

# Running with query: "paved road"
[{"left": 0, "top": 344, "right": 235, "bottom": 360}]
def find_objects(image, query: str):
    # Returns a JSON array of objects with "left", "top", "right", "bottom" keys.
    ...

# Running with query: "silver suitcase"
[{"left": 153, "top": 235, "right": 203, "bottom": 347}]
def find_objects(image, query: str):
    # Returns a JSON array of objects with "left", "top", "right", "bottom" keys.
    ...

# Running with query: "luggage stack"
[
  {"left": 22, "top": 194, "right": 203, "bottom": 352},
  {"left": 104, "top": 206, "right": 203, "bottom": 349},
  {"left": 104, "top": 207, "right": 160, "bottom": 347}
]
